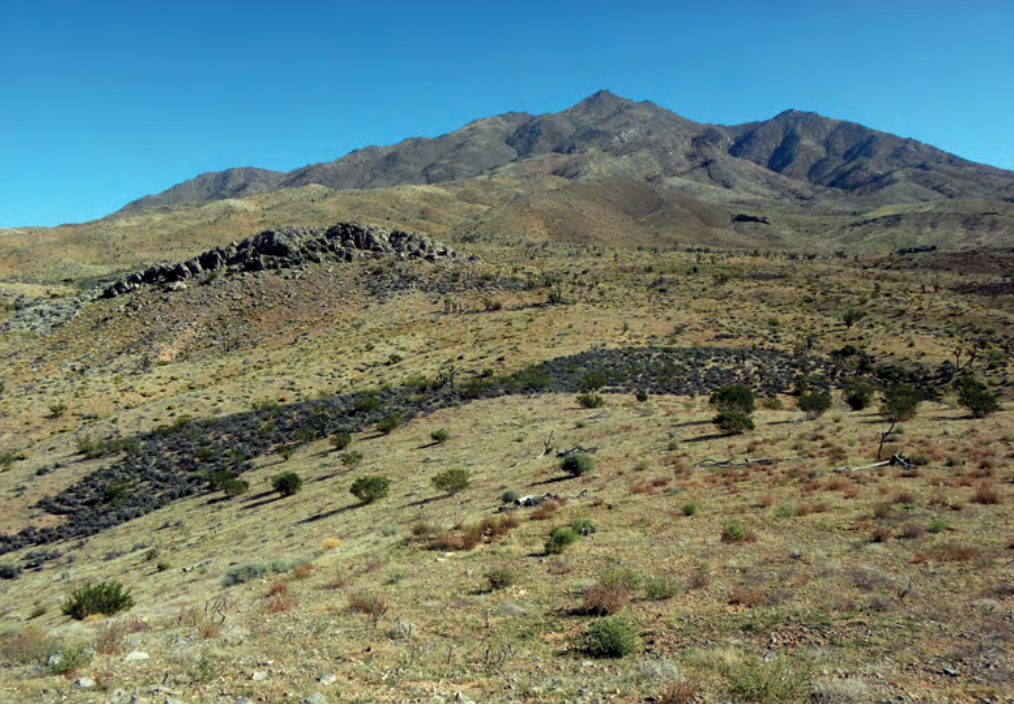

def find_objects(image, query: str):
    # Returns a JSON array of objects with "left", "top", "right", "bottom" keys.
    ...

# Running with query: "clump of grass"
[
  {"left": 643, "top": 573, "right": 681, "bottom": 601},
  {"left": 721, "top": 519, "right": 756, "bottom": 543},
  {"left": 577, "top": 392, "right": 605, "bottom": 409}
]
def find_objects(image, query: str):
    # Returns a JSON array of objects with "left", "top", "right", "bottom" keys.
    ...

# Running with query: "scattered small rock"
[
  {"left": 252, "top": 670, "right": 270, "bottom": 682},
  {"left": 125, "top": 650, "right": 150, "bottom": 661},
  {"left": 76, "top": 677, "right": 96, "bottom": 688},
  {"left": 302, "top": 693, "right": 328, "bottom": 704},
  {"left": 317, "top": 674, "right": 338, "bottom": 686}
]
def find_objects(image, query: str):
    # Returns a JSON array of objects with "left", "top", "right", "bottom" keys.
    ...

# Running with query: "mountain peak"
[{"left": 565, "top": 89, "right": 633, "bottom": 117}]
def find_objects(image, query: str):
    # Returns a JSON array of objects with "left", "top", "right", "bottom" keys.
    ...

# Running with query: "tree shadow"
[
  {"left": 672, "top": 419, "right": 714, "bottom": 428},
  {"left": 401, "top": 495, "right": 442, "bottom": 509},
  {"left": 527, "top": 475, "right": 571, "bottom": 487},
  {"left": 297, "top": 503, "right": 359, "bottom": 524},
  {"left": 241, "top": 494, "right": 284, "bottom": 510},
  {"left": 684, "top": 432, "right": 734, "bottom": 443}
]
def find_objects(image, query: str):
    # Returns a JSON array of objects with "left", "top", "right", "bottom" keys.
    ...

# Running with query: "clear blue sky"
[{"left": 2, "top": 0, "right": 1012, "bottom": 228}]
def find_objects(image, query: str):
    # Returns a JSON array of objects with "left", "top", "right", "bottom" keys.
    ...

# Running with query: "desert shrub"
[
  {"left": 0, "top": 562, "right": 22, "bottom": 580},
  {"left": 431, "top": 468, "right": 470, "bottom": 495},
  {"left": 713, "top": 411, "right": 754, "bottom": 435},
  {"left": 721, "top": 519, "right": 755, "bottom": 543},
  {"left": 582, "top": 617, "right": 638, "bottom": 658},
  {"left": 644, "top": 573, "right": 681, "bottom": 601},
  {"left": 340, "top": 450, "right": 363, "bottom": 467},
  {"left": 635, "top": 389, "right": 649, "bottom": 402},
  {"left": 61, "top": 580, "right": 134, "bottom": 620},
  {"left": 501, "top": 488, "right": 520, "bottom": 504},
  {"left": 560, "top": 452, "right": 595, "bottom": 477},
  {"left": 880, "top": 384, "right": 922, "bottom": 422},
  {"left": 330, "top": 431, "right": 352, "bottom": 451},
  {"left": 577, "top": 393, "right": 605, "bottom": 409},
  {"left": 582, "top": 370, "right": 609, "bottom": 391},
  {"left": 430, "top": 428, "right": 450, "bottom": 444},
  {"left": 352, "top": 393, "right": 381, "bottom": 413},
  {"left": 0, "top": 626, "right": 55, "bottom": 665},
  {"left": 724, "top": 657, "right": 810, "bottom": 704},
  {"left": 571, "top": 517, "right": 596, "bottom": 535},
  {"left": 45, "top": 639, "right": 92, "bottom": 675},
  {"left": 681, "top": 501, "right": 699, "bottom": 516},
  {"left": 222, "top": 558, "right": 306, "bottom": 586},
  {"left": 350, "top": 475, "right": 391, "bottom": 504},
  {"left": 271, "top": 471, "right": 303, "bottom": 497},
  {"left": 797, "top": 389, "right": 832, "bottom": 418},
  {"left": 546, "top": 526, "right": 580, "bottom": 554},
  {"left": 928, "top": 518, "right": 950, "bottom": 534},
  {"left": 208, "top": 470, "right": 248, "bottom": 497},
  {"left": 956, "top": 376, "right": 1001, "bottom": 418},
  {"left": 843, "top": 379, "right": 874, "bottom": 411},
  {"left": 376, "top": 412, "right": 404, "bottom": 434},
  {"left": 485, "top": 565, "right": 517, "bottom": 591},
  {"left": 583, "top": 580, "right": 633, "bottom": 615},
  {"left": 760, "top": 393, "right": 784, "bottom": 410},
  {"left": 710, "top": 384, "right": 755, "bottom": 414}
]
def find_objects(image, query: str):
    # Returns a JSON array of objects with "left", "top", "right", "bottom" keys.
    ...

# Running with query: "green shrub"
[
  {"left": 710, "top": 384, "right": 755, "bottom": 414},
  {"left": 582, "top": 617, "right": 638, "bottom": 658},
  {"left": 797, "top": 389, "right": 832, "bottom": 418},
  {"left": 0, "top": 562, "right": 22, "bottom": 580},
  {"left": 634, "top": 389, "right": 649, "bottom": 402},
  {"left": 271, "top": 471, "right": 303, "bottom": 497},
  {"left": 431, "top": 468, "right": 471, "bottom": 495},
  {"left": 577, "top": 392, "right": 605, "bottom": 409},
  {"left": 430, "top": 428, "right": 450, "bottom": 444},
  {"left": 929, "top": 518, "right": 951, "bottom": 534},
  {"left": 208, "top": 470, "right": 248, "bottom": 497},
  {"left": 46, "top": 639, "right": 93, "bottom": 675},
  {"left": 721, "top": 519, "right": 750, "bottom": 543},
  {"left": 330, "top": 431, "right": 352, "bottom": 451},
  {"left": 222, "top": 559, "right": 306, "bottom": 586},
  {"left": 340, "top": 450, "right": 363, "bottom": 467},
  {"left": 485, "top": 566, "right": 517, "bottom": 591},
  {"left": 681, "top": 501, "right": 699, "bottom": 517},
  {"left": 61, "top": 580, "right": 134, "bottom": 620},
  {"left": 643, "top": 573, "right": 681, "bottom": 601},
  {"left": 546, "top": 526, "right": 580, "bottom": 554},
  {"left": 353, "top": 393, "right": 381, "bottom": 413},
  {"left": 560, "top": 452, "right": 595, "bottom": 477},
  {"left": 350, "top": 475, "right": 391, "bottom": 504},
  {"left": 571, "top": 517, "right": 596, "bottom": 535},
  {"left": 376, "top": 412, "right": 404, "bottom": 434},
  {"left": 843, "top": 380, "right": 874, "bottom": 411},
  {"left": 725, "top": 657, "right": 810, "bottom": 704},
  {"left": 501, "top": 489, "right": 520, "bottom": 504},
  {"left": 956, "top": 376, "right": 1000, "bottom": 418},
  {"left": 713, "top": 411, "right": 754, "bottom": 435},
  {"left": 880, "top": 384, "right": 922, "bottom": 422}
]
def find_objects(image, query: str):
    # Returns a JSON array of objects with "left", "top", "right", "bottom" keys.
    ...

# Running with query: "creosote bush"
[
  {"left": 956, "top": 375, "right": 1000, "bottom": 418},
  {"left": 713, "top": 411, "right": 754, "bottom": 435},
  {"left": 430, "top": 428, "right": 450, "bottom": 444},
  {"left": 485, "top": 565, "right": 517, "bottom": 591},
  {"left": 797, "top": 389, "right": 832, "bottom": 418},
  {"left": 880, "top": 384, "right": 922, "bottom": 422},
  {"left": 582, "top": 617, "right": 638, "bottom": 658},
  {"left": 350, "top": 475, "right": 391, "bottom": 504},
  {"left": 710, "top": 384, "right": 755, "bottom": 414},
  {"left": 546, "top": 526, "right": 580, "bottom": 554},
  {"left": 431, "top": 468, "right": 471, "bottom": 495},
  {"left": 560, "top": 452, "right": 594, "bottom": 477},
  {"left": 330, "top": 431, "right": 352, "bottom": 451},
  {"left": 62, "top": 580, "right": 134, "bottom": 620},
  {"left": 577, "top": 392, "right": 605, "bottom": 409},
  {"left": 271, "top": 471, "right": 303, "bottom": 497},
  {"left": 843, "top": 379, "right": 874, "bottom": 411}
]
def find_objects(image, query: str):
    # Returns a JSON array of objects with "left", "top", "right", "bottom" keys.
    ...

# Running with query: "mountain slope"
[{"left": 120, "top": 91, "right": 1014, "bottom": 213}]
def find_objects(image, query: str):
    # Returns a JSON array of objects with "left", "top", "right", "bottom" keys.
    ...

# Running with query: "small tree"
[
  {"left": 376, "top": 412, "right": 404, "bottom": 435},
  {"left": 560, "top": 453, "right": 594, "bottom": 477},
  {"left": 330, "top": 431, "right": 352, "bottom": 451},
  {"left": 271, "top": 471, "right": 303, "bottom": 497},
  {"left": 350, "top": 475, "right": 391, "bottom": 504},
  {"left": 843, "top": 308, "right": 866, "bottom": 329},
  {"left": 956, "top": 375, "right": 1001, "bottom": 418},
  {"left": 709, "top": 384, "right": 755, "bottom": 414},
  {"left": 713, "top": 410, "right": 754, "bottom": 435},
  {"left": 880, "top": 384, "right": 922, "bottom": 422},
  {"left": 431, "top": 468, "right": 470, "bottom": 495},
  {"left": 843, "top": 379, "right": 874, "bottom": 411},
  {"left": 797, "top": 389, "right": 832, "bottom": 419}
]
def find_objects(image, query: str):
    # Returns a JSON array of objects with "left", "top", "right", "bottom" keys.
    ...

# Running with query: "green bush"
[
  {"left": 713, "top": 411, "right": 754, "bottom": 435},
  {"left": 843, "top": 379, "right": 874, "bottom": 411},
  {"left": 271, "top": 471, "right": 303, "bottom": 497},
  {"left": 546, "top": 526, "right": 580, "bottom": 554},
  {"left": 222, "top": 558, "right": 306, "bottom": 586},
  {"left": 330, "top": 431, "right": 352, "bottom": 451},
  {"left": 710, "top": 384, "right": 755, "bottom": 414},
  {"left": 61, "top": 580, "right": 134, "bottom": 620},
  {"left": 350, "top": 475, "right": 391, "bottom": 504},
  {"left": 376, "top": 412, "right": 404, "bottom": 434},
  {"left": 725, "top": 657, "right": 810, "bottom": 704},
  {"left": 340, "top": 450, "right": 363, "bottom": 467},
  {"left": 0, "top": 562, "right": 22, "bottom": 580},
  {"left": 797, "top": 389, "right": 832, "bottom": 418},
  {"left": 634, "top": 389, "right": 649, "bottom": 402},
  {"left": 431, "top": 468, "right": 471, "bottom": 495},
  {"left": 560, "top": 452, "right": 595, "bottom": 477},
  {"left": 571, "top": 517, "right": 596, "bottom": 535},
  {"left": 430, "top": 428, "right": 450, "bottom": 444},
  {"left": 352, "top": 393, "right": 381, "bottom": 413},
  {"left": 208, "top": 470, "right": 249, "bottom": 497},
  {"left": 501, "top": 489, "right": 520, "bottom": 504},
  {"left": 681, "top": 501, "right": 699, "bottom": 517},
  {"left": 722, "top": 519, "right": 749, "bottom": 542},
  {"left": 582, "top": 617, "right": 638, "bottom": 658},
  {"left": 577, "top": 392, "right": 605, "bottom": 409},
  {"left": 485, "top": 565, "right": 517, "bottom": 591},
  {"left": 643, "top": 573, "right": 681, "bottom": 601},
  {"left": 880, "top": 384, "right": 922, "bottom": 422},
  {"left": 956, "top": 376, "right": 1000, "bottom": 418}
]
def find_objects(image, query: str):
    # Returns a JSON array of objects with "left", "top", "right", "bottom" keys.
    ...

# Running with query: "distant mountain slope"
[{"left": 121, "top": 91, "right": 1014, "bottom": 212}]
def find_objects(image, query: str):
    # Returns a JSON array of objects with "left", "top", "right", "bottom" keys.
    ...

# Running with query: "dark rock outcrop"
[{"left": 101, "top": 221, "right": 464, "bottom": 298}]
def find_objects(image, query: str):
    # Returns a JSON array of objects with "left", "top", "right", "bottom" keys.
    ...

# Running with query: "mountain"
[{"left": 122, "top": 91, "right": 1014, "bottom": 212}]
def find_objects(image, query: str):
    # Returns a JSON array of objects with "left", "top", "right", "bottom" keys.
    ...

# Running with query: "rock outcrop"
[{"left": 101, "top": 221, "right": 463, "bottom": 298}]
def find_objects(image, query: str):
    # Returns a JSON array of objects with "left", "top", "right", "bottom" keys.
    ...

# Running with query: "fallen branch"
[
  {"left": 556, "top": 446, "right": 598, "bottom": 457},
  {"left": 834, "top": 454, "right": 912, "bottom": 473}
]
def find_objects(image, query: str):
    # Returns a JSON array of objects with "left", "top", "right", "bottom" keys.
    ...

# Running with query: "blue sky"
[{"left": 1, "top": 0, "right": 1012, "bottom": 228}]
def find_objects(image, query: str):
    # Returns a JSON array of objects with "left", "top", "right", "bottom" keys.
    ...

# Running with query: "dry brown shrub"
[
  {"left": 935, "top": 544, "right": 979, "bottom": 562},
  {"left": 582, "top": 582, "right": 633, "bottom": 615},
  {"left": 973, "top": 484, "right": 1001, "bottom": 505},
  {"left": 95, "top": 622, "right": 129, "bottom": 655},
  {"left": 872, "top": 503, "right": 892, "bottom": 519},
  {"left": 898, "top": 523, "right": 926, "bottom": 540},
  {"left": 348, "top": 591, "right": 387, "bottom": 615},
  {"left": 809, "top": 501, "right": 830, "bottom": 513},
  {"left": 893, "top": 490, "right": 917, "bottom": 505},
  {"left": 757, "top": 494, "right": 775, "bottom": 508},
  {"left": 264, "top": 595, "right": 295, "bottom": 613},
  {"left": 268, "top": 580, "right": 289, "bottom": 596},
  {"left": 0, "top": 627, "right": 52, "bottom": 665},
  {"left": 199, "top": 623, "right": 220, "bottom": 639},
  {"left": 629, "top": 484, "right": 653, "bottom": 495},
  {"left": 497, "top": 511, "right": 521, "bottom": 530},
  {"left": 411, "top": 521, "right": 437, "bottom": 537},
  {"left": 841, "top": 484, "right": 861, "bottom": 499},
  {"left": 547, "top": 558, "right": 572, "bottom": 575},
  {"left": 825, "top": 477, "right": 850, "bottom": 492},
  {"left": 870, "top": 526, "right": 892, "bottom": 543},
  {"left": 530, "top": 499, "right": 560, "bottom": 520},
  {"left": 658, "top": 679, "right": 701, "bottom": 704},
  {"left": 291, "top": 562, "right": 317, "bottom": 580},
  {"left": 651, "top": 475, "right": 671, "bottom": 488},
  {"left": 727, "top": 587, "right": 765, "bottom": 607}
]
